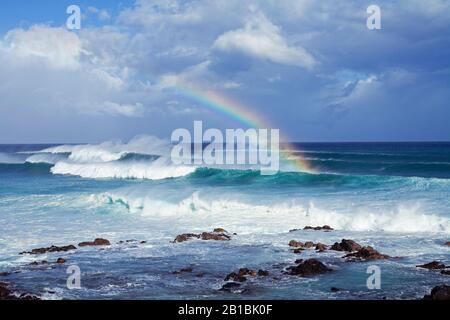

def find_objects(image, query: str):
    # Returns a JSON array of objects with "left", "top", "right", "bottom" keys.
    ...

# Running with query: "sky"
[{"left": 0, "top": 0, "right": 449, "bottom": 143}]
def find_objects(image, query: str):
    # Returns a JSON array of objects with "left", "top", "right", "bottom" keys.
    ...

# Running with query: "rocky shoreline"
[{"left": 0, "top": 227, "right": 449, "bottom": 300}]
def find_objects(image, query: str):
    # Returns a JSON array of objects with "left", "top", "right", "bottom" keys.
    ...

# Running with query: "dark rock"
[
  {"left": 0, "top": 272, "right": 10, "bottom": 277},
  {"left": 417, "top": 261, "right": 446, "bottom": 269},
  {"left": 293, "top": 248, "right": 304, "bottom": 254},
  {"left": 140, "top": 241, "right": 147, "bottom": 244},
  {"left": 330, "top": 287, "right": 341, "bottom": 292},
  {"left": 195, "top": 272, "right": 205, "bottom": 278},
  {"left": 213, "top": 228, "right": 228, "bottom": 233},
  {"left": 257, "top": 270, "right": 269, "bottom": 276},
  {"left": 423, "top": 285, "right": 450, "bottom": 300},
  {"left": 56, "top": 258, "right": 66, "bottom": 264},
  {"left": 441, "top": 270, "right": 450, "bottom": 275},
  {"left": 286, "top": 259, "right": 332, "bottom": 277},
  {"left": 288, "top": 240, "right": 304, "bottom": 248},
  {"left": 330, "top": 239, "right": 362, "bottom": 252},
  {"left": 0, "top": 283, "right": 12, "bottom": 299},
  {"left": 294, "top": 259, "right": 304, "bottom": 264},
  {"left": 21, "top": 244, "right": 76, "bottom": 255},
  {"left": 304, "top": 225, "right": 334, "bottom": 231},
  {"left": 315, "top": 243, "right": 327, "bottom": 251},
  {"left": 173, "top": 229, "right": 232, "bottom": 243},
  {"left": 344, "top": 246, "right": 389, "bottom": 261},
  {"left": 445, "top": 241, "right": 450, "bottom": 246},
  {"left": 173, "top": 233, "right": 200, "bottom": 243},
  {"left": 289, "top": 229, "right": 300, "bottom": 233},
  {"left": 78, "top": 238, "right": 111, "bottom": 247},
  {"left": 303, "top": 241, "right": 315, "bottom": 249},
  {"left": 225, "top": 268, "right": 258, "bottom": 282},
  {"left": 172, "top": 267, "right": 193, "bottom": 275}
]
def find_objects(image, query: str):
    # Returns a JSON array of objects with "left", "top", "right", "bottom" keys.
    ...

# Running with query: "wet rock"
[
  {"left": 0, "top": 282, "right": 12, "bottom": 299},
  {"left": 423, "top": 285, "right": 450, "bottom": 300},
  {"left": 445, "top": 241, "right": 450, "bottom": 246},
  {"left": 140, "top": 241, "right": 147, "bottom": 244},
  {"left": 286, "top": 259, "right": 332, "bottom": 277},
  {"left": 288, "top": 240, "right": 304, "bottom": 248},
  {"left": 173, "top": 229, "right": 232, "bottom": 243},
  {"left": 21, "top": 244, "right": 77, "bottom": 255},
  {"left": 0, "top": 282, "right": 40, "bottom": 300},
  {"left": 224, "top": 272, "right": 247, "bottom": 282},
  {"left": 416, "top": 261, "right": 446, "bottom": 269},
  {"left": 441, "top": 270, "right": 450, "bottom": 275},
  {"left": 78, "top": 238, "right": 111, "bottom": 247},
  {"left": 294, "top": 259, "right": 303, "bottom": 264},
  {"left": 257, "top": 270, "right": 269, "bottom": 276},
  {"left": 172, "top": 267, "right": 193, "bottom": 274},
  {"left": 315, "top": 243, "right": 327, "bottom": 251},
  {"left": 330, "top": 239, "right": 362, "bottom": 252},
  {"left": 293, "top": 248, "right": 304, "bottom": 254},
  {"left": 224, "top": 268, "right": 258, "bottom": 282},
  {"left": 173, "top": 233, "right": 200, "bottom": 243},
  {"left": 56, "top": 258, "right": 66, "bottom": 264},
  {"left": 304, "top": 225, "right": 334, "bottom": 231},
  {"left": 303, "top": 241, "right": 315, "bottom": 249},
  {"left": 330, "top": 287, "right": 341, "bottom": 292},
  {"left": 220, "top": 282, "right": 241, "bottom": 291},
  {"left": 344, "top": 246, "right": 389, "bottom": 261},
  {"left": 200, "top": 232, "right": 231, "bottom": 241}
]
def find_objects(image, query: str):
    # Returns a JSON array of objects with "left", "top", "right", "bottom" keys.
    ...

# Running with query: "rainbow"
[{"left": 163, "top": 78, "right": 315, "bottom": 173}]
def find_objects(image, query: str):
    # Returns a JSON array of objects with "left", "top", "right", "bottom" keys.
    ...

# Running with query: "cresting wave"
[{"left": 95, "top": 191, "right": 450, "bottom": 234}]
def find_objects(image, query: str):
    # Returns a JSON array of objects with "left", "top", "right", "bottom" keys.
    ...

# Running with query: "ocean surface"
[{"left": 0, "top": 137, "right": 449, "bottom": 300}]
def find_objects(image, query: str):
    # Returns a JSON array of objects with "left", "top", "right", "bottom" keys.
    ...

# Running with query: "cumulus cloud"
[
  {"left": 4, "top": 25, "right": 82, "bottom": 70},
  {"left": 213, "top": 13, "right": 316, "bottom": 69}
]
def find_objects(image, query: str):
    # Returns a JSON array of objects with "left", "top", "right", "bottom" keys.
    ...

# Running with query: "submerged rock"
[
  {"left": 423, "top": 285, "right": 450, "bottom": 300},
  {"left": 78, "top": 238, "right": 111, "bottom": 247},
  {"left": 441, "top": 270, "right": 450, "bottom": 276},
  {"left": 330, "top": 287, "right": 341, "bottom": 292},
  {"left": 344, "top": 246, "right": 389, "bottom": 261},
  {"left": 330, "top": 239, "right": 362, "bottom": 252},
  {"left": 286, "top": 259, "right": 332, "bottom": 277},
  {"left": 416, "top": 261, "right": 446, "bottom": 270},
  {"left": 445, "top": 241, "right": 450, "bottom": 246},
  {"left": 220, "top": 282, "right": 242, "bottom": 291},
  {"left": 172, "top": 267, "right": 194, "bottom": 275},
  {"left": 20, "top": 244, "right": 77, "bottom": 255},
  {"left": 56, "top": 258, "right": 66, "bottom": 264}
]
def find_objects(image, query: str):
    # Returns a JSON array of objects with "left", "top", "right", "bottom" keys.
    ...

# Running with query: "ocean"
[{"left": 0, "top": 138, "right": 449, "bottom": 300}]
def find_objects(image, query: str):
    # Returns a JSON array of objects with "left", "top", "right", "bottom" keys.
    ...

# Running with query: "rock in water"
[
  {"left": 423, "top": 285, "right": 450, "bottom": 300},
  {"left": 286, "top": 259, "right": 332, "bottom": 277},
  {"left": 21, "top": 245, "right": 76, "bottom": 255},
  {"left": 288, "top": 240, "right": 304, "bottom": 248},
  {"left": 78, "top": 238, "right": 111, "bottom": 247},
  {"left": 304, "top": 225, "right": 334, "bottom": 231},
  {"left": 416, "top": 261, "right": 446, "bottom": 269},
  {"left": 344, "top": 246, "right": 389, "bottom": 261},
  {"left": 330, "top": 239, "right": 362, "bottom": 252}
]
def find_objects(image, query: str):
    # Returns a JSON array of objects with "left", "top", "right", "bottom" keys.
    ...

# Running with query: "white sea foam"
[
  {"left": 51, "top": 157, "right": 196, "bottom": 179},
  {"left": 96, "top": 190, "right": 450, "bottom": 234}
]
